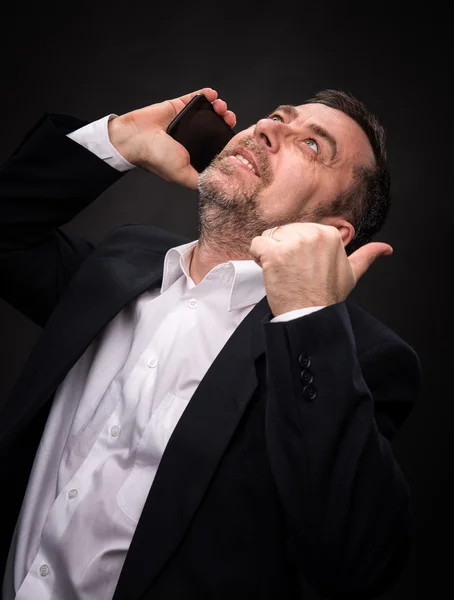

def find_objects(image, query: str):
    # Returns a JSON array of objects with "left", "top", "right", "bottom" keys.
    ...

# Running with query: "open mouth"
[{"left": 228, "top": 154, "right": 259, "bottom": 177}]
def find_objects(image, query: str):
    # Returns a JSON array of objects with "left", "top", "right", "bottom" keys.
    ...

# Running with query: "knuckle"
[
  {"left": 311, "top": 228, "right": 324, "bottom": 243},
  {"left": 297, "top": 224, "right": 320, "bottom": 243}
]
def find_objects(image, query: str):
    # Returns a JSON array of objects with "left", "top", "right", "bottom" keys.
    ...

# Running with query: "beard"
[{"left": 196, "top": 137, "right": 288, "bottom": 261}]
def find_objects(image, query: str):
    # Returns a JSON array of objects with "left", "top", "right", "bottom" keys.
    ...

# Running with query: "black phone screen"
[{"left": 166, "top": 94, "right": 236, "bottom": 173}]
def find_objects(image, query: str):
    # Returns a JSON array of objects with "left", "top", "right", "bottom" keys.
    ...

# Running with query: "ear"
[{"left": 321, "top": 217, "right": 355, "bottom": 247}]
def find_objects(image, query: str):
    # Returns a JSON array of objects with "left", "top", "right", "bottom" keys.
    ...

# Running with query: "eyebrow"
[{"left": 270, "top": 104, "right": 338, "bottom": 160}]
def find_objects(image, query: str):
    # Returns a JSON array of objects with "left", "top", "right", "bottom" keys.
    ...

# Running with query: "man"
[{"left": 0, "top": 87, "right": 421, "bottom": 599}]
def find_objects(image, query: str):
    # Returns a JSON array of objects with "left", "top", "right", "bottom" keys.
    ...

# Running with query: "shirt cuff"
[
  {"left": 270, "top": 306, "right": 326, "bottom": 322},
  {"left": 66, "top": 114, "right": 136, "bottom": 172}
]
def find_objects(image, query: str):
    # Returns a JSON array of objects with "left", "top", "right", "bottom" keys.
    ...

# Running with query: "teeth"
[{"left": 234, "top": 154, "right": 256, "bottom": 175}]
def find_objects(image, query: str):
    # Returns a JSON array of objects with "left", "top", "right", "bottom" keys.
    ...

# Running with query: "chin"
[{"left": 199, "top": 162, "right": 241, "bottom": 201}]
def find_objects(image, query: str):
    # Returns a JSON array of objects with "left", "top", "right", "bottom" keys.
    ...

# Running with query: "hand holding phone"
[{"left": 108, "top": 88, "right": 236, "bottom": 190}]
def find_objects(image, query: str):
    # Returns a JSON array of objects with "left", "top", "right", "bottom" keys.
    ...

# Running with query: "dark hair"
[{"left": 305, "top": 89, "right": 391, "bottom": 255}]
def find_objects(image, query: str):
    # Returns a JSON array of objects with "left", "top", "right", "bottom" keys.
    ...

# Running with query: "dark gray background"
[{"left": 0, "top": 1, "right": 450, "bottom": 597}]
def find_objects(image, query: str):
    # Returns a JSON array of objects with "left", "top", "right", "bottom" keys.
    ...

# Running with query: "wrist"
[
  {"left": 271, "top": 296, "right": 339, "bottom": 318},
  {"left": 108, "top": 114, "right": 141, "bottom": 165}
]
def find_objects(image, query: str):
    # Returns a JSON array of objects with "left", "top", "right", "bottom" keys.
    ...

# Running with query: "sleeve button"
[
  {"left": 302, "top": 384, "right": 317, "bottom": 401},
  {"left": 300, "top": 369, "right": 314, "bottom": 384},
  {"left": 298, "top": 355, "right": 311, "bottom": 369}
]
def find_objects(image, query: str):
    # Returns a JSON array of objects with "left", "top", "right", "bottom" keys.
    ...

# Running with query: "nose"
[{"left": 253, "top": 118, "right": 283, "bottom": 154}]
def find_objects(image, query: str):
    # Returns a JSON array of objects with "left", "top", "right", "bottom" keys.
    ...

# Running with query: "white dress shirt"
[{"left": 3, "top": 114, "right": 323, "bottom": 600}]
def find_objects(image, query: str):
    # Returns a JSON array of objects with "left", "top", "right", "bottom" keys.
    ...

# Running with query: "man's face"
[{"left": 198, "top": 102, "right": 375, "bottom": 227}]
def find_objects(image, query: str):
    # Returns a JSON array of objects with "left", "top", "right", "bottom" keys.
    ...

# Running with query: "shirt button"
[
  {"left": 147, "top": 356, "right": 158, "bottom": 368},
  {"left": 68, "top": 489, "right": 78, "bottom": 500},
  {"left": 39, "top": 564, "right": 50, "bottom": 577},
  {"left": 188, "top": 298, "right": 197, "bottom": 309},
  {"left": 110, "top": 425, "right": 120, "bottom": 437}
]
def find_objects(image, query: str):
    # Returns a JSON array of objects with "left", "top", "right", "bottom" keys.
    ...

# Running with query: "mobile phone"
[{"left": 166, "top": 94, "right": 236, "bottom": 173}]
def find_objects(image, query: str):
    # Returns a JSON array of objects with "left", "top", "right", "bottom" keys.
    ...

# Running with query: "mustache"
[
  {"left": 217, "top": 137, "right": 270, "bottom": 181},
  {"left": 232, "top": 138, "right": 265, "bottom": 162}
]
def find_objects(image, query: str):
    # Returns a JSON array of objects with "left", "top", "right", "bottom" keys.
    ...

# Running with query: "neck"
[
  {"left": 191, "top": 187, "right": 276, "bottom": 285},
  {"left": 189, "top": 236, "right": 253, "bottom": 285}
]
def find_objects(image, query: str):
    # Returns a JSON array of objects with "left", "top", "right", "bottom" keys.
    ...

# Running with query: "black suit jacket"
[{"left": 0, "top": 114, "right": 422, "bottom": 599}]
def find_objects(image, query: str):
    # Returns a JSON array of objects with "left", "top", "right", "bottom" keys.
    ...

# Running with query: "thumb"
[
  {"left": 162, "top": 87, "right": 218, "bottom": 124},
  {"left": 348, "top": 242, "right": 393, "bottom": 281}
]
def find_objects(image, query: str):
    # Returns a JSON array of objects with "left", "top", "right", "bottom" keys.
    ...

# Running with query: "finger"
[
  {"left": 212, "top": 98, "right": 227, "bottom": 113},
  {"left": 249, "top": 235, "right": 276, "bottom": 266},
  {"left": 196, "top": 87, "right": 218, "bottom": 102},
  {"left": 348, "top": 242, "right": 393, "bottom": 281},
  {"left": 175, "top": 87, "right": 218, "bottom": 105},
  {"left": 261, "top": 227, "right": 282, "bottom": 239},
  {"left": 212, "top": 100, "right": 236, "bottom": 128},
  {"left": 165, "top": 88, "right": 218, "bottom": 119},
  {"left": 222, "top": 110, "right": 237, "bottom": 128}
]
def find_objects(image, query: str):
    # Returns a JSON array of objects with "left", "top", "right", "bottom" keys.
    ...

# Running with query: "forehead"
[{"left": 287, "top": 102, "right": 374, "bottom": 165}]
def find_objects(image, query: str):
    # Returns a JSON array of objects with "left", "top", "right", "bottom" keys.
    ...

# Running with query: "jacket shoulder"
[{"left": 346, "top": 301, "right": 422, "bottom": 431}]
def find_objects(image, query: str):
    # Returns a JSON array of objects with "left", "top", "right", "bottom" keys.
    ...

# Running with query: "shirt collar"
[{"left": 160, "top": 240, "right": 266, "bottom": 311}]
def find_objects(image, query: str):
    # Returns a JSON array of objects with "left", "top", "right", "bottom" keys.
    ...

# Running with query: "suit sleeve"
[
  {"left": 67, "top": 114, "right": 136, "bottom": 172},
  {"left": 0, "top": 113, "right": 126, "bottom": 328},
  {"left": 262, "top": 301, "right": 421, "bottom": 599}
]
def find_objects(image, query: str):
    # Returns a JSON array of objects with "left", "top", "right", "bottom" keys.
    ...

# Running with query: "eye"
[
  {"left": 304, "top": 139, "right": 319, "bottom": 153},
  {"left": 267, "top": 115, "right": 320, "bottom": 155}
]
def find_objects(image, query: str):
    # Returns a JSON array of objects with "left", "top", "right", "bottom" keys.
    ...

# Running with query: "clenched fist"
[{"left": 249, "top": 223, "right": 393, "bottom": 317}]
